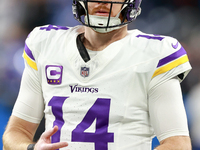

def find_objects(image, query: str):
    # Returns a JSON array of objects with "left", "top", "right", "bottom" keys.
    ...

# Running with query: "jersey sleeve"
[
  {"left": 22, "top": 26, "right": 48, "bottom": 71},
  {"left": 12, "top": 25, "right": 71, "bottom": 123},
  {"left": 147, "top": 36, "right": 191, "bottom": 141},
  {"left": 149, "top": 37, "right": 192, "bottom": 90},
  {"left": 12, "top": 27, "right": 44, "bottom": 123}
]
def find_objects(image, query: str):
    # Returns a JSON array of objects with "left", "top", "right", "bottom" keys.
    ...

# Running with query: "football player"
[{"left": 3, "top": 0, "right": 192, "bottom": 150}]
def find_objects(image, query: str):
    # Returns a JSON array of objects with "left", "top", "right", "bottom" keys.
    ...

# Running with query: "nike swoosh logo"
[{"left": 172, "top": 41, "right": 179, "bottom": 49}]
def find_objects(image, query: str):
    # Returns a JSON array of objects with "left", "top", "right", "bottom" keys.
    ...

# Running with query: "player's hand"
[{"left": 34, "top": 126, "right": 68, "bottom": 150}]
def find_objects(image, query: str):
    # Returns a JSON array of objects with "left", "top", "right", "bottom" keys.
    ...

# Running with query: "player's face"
[{"left": 87, "top": 0, "right": 125, "bottom": 17}]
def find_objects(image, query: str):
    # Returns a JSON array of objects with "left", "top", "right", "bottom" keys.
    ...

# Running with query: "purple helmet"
[{"left": 72, "top": 0, "right": 142, "bottom": 33}]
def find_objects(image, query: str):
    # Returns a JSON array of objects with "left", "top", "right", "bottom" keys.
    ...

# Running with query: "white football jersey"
[{"left": 13, "top": 25, "right": 191, "bottom": 150}]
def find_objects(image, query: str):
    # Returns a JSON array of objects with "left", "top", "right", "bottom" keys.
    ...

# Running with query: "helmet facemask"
[{"left": 72, "top": 0, "right": 142, "bottom": 33}]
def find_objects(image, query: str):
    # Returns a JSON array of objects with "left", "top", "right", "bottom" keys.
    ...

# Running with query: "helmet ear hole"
[
  {"left": 72, "top": 0, "right": 85, "bottom": 19},
  {"left": 121, "top": 3, "right": 135, "bottom": 22},
  {"left": 77, "top": 1, "right": 86, "bottom": 16},
  {"left": 121, "top": 0, "right": 142, "bottom": 22}
]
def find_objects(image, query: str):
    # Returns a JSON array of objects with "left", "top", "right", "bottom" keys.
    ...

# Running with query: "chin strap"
[{"left": 84, "top": 15, "right": 125, "bottom": 33}]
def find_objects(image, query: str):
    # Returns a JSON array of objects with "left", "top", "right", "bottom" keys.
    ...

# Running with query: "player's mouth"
[{"left": 95, "top": 10, "right": 110, "bottom": 16}]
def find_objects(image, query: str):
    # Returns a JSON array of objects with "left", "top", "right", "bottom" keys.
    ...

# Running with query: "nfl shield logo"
[{"left": 80, "top": 67, "right": 89, "bottom": 77}]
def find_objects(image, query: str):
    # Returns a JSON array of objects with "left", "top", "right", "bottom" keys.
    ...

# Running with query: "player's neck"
[{"left": 83, "top": 26, "right": 128, "bottom": 51}]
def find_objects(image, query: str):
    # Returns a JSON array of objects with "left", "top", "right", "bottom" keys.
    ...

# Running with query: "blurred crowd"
[{"left": 0, "top": 0, "right": 200, "bottom": 149}]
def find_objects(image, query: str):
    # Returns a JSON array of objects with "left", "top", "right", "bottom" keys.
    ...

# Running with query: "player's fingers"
[
  {"left": 45, "top": 141, "right": 68, "bottom": 150},
  {"left": 41, "top": 126, "right": 59, "bottom": 139}
]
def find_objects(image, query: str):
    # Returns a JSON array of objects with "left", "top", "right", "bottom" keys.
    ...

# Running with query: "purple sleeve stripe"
[
  {"left": 23, "top": 51, "right": 38, "bottom": 70},
  {"left": 157, "top": 46, "right": 187, "bottom": 68},
  {"left": 152, "top": 55, "right": 189, "bottom": 78},
  {"left": 24, "top": 44, "right": 35, "bottom": 61}
]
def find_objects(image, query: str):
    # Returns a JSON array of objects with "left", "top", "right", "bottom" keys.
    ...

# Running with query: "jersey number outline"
[
  {"left": 48, "top": 97, "right": 114, "bottom": 150},
  {"left": 136, "top": 34, "right": 164, "bottom": 41},
  {"left": 40, "top": 25, "right": 69, "bottom": 31}
]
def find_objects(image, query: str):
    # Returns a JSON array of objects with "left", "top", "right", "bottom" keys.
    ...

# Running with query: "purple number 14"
[{"left": 48, "top": 97, "right": 114, "bottom": 150}]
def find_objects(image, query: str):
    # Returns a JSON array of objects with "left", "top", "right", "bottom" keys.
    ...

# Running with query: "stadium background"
[{"left": 0, "top": 0, "right": 200, "bottom": 149}]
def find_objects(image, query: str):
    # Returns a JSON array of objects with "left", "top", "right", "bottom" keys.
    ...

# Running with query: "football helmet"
[{"left": 72, "top": 0, "right": 142, "bottom": 33}]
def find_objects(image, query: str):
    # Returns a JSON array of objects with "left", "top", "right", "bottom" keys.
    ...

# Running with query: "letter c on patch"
[{"left": 46, "top": 65, "right": 63, "bottom": 85}]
